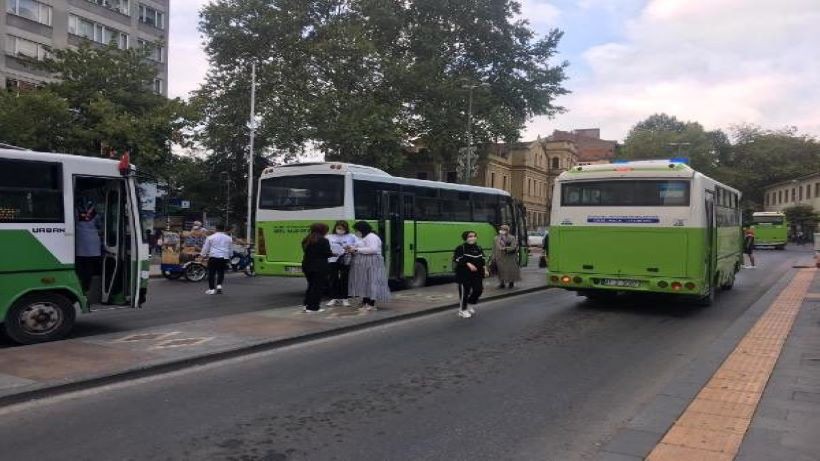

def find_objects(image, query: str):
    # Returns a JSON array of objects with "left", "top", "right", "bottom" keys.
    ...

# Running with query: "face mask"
[
  {"left": 335, "top": 229, "right": 345, "bottom": 235},
  {"left": 466, "top": 237, "right": 477, "bottom": 244},
  {"left": 355, "top": 231, "right": 363, "bottom": 238},
  {"left": 499, "top": 230, "right": 508, "bottom": 235}
]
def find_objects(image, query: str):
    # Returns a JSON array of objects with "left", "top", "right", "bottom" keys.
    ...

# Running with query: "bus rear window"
[
  {"left": 562, "top": 180, "right": 690, "bottom": 207},
  {"left": 753, "top": 216, "right": 784, "bottom": 225},
  {"left": 259, "top": 175, "right": 344, "bottom": 211}
]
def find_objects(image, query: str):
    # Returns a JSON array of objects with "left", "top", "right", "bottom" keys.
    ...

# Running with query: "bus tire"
[
  {"left": 722, "top": 272, "right": 735, "bottom": 290},
  {"left": 696, "top": 284, "right": 715, "bottom": 307},
  {"left": 407, "top": 261, "right": 428, "bottom": 289},
  {"left": 776, "top": 245, "right": 785, "bottom": 250},
  {"left": 4, "top": 292, "right": 76, "bottom": 345}
]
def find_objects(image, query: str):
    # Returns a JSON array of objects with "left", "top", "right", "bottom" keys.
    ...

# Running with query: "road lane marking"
[{"left": 646, "top": 268, "right": 815, "bottom": 461}]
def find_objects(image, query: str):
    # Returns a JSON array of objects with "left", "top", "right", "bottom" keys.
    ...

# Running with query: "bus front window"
[
  {"left": 259, "top": 175, "right": 345, "bottom": 211},
  {"left": 753, "top": 216, "right": 784, "bottom": 225},
  {"left": 561, "top": 180, "right": 690, "bottom": 206}
]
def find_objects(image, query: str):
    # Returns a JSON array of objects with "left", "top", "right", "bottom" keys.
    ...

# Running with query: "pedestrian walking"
[
  {"left": 493, "top": 224, "right": 521, "bottom": 288},
  {"left": 302, "top": 223, "right": 333, "bottom": 312},
  {"left": 743, "top": 228, "right": 756, "bottom": 268},
  {"left": 326, "top": 220, "right": 357, "bottom": 307},
  {"left": 201, "top": 223, "right": 233, "bottom": 295},
  {"left": 347, "top": 221, "right": 391, "bottom": 311},
  {"left": 453, "top": 230, "right": 487, "bottom": 319}
]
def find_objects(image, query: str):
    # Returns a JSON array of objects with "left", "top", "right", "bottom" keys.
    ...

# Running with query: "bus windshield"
[
  {"left": 259, "top": 174, "right": 345, "bottom": 211},
  {"left": 561, "top": 180, "right": 690, "bottom": 206},
  {"left": 753, "top": 216, "right": 785, "bottom": 225}
]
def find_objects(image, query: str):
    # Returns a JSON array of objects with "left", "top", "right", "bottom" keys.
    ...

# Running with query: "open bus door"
[
  {"left": 700, "top": 190, "right": 717, "bottom": 305},
  {"left": 515, "top": 201, "right": 529, "bottom": 267},
  {"left": 378, "top": 190, "right": 404, "bottom": 280}
]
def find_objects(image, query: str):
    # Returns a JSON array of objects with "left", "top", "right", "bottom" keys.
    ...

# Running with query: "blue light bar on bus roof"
[
  {"left": 669, "top": 157, "right": 689, "bottom": 164},
  {"left": 611, "top": 159, "right": 630, "bottom": 164}
]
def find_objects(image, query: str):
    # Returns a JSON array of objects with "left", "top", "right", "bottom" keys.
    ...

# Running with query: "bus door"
[
  {"left": 704, "top": 190, "right": 716, "bottom": 286},
  {"left": 514, "top": 202, "right": 529, "bottom": 267},
  {"left": 378, "top": 190, "right": 404, "bottom": 279},
  {"left": 97, "top": 177, "right": 143, "bottom": 309}
]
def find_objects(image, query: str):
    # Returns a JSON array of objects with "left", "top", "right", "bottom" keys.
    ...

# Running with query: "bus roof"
[
  {"left": 261, "top": 162, "right": 511, "bottom": 197},
  {"left": 558, "top": 160, "right": 695, "bottom": 181},
  {"left": 0, "top": 148, "right": 131, "bottom": 176},
  {"left": 752, "top": 211, "right": 785, "bottom": 217}
]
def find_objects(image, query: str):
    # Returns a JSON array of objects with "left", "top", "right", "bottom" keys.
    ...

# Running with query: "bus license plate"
[
  {"left": 285, "top": 266, "right": 302, "bottom": 274},
  {"left": 601, "top": 279, "right": 640, "bottom": 288}
]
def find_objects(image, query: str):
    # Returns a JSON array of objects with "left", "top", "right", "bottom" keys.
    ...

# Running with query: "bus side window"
[{"left": 0, "top": 159, "right": 63, "bottom": 223}]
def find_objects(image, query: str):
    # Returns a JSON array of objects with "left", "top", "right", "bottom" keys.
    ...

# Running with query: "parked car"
[{"left": 527, "top": 230, "right": 546, "bottom": 247}]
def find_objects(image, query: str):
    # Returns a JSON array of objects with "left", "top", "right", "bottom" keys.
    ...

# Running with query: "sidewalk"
[
  {"left": 0, "top": 271, "right": 549, "bottom": 406},
  {"left": 735, "top": 269, "right": 820, "bottom": 461}
]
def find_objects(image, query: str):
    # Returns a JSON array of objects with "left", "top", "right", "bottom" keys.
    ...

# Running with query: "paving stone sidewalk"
[
  {"left": 0, "top": 271, "right": 548, "bottom": 406},
  {"left": 736, "top": 271, "right": 820, "bottom": 461}
]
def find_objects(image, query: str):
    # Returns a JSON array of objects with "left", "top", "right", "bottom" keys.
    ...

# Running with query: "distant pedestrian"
[
  {"left": 348, "top": 221, "right": 391, "bottom": 311},
  {"left": 743, "top": 228, "right": 756, "bottom": 268},
  {"left": 302, "top": 223, "right": 334, "bottom": 312},
  {"left": 201, "top": 223, "right": 232, "bottom": 294},
  {"left": 493, "top": 224, "right": 521, "bottom": 288},
  {"left": 326, "top": 220, "right": 357, "bottom": 307},
  {"left": 453, "top": 230, "right": 487, "bottom": 319}
]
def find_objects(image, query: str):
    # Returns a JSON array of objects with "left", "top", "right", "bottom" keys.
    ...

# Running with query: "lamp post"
[
  {"left": 246, "top": 62, "right": 258, "bottom": 242},
  {"left": 461, "top": 82, "right": 489, "bottom": 184},
  {"left": 220, "top": 171, "right": 231, "bottom": 230}
]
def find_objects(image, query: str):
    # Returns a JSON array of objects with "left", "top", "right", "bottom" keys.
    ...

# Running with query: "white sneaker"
[
  {"left": 458, "top": 309, "right": 472, "bottom": 319},
  {"left": 467, "top": 306, "right": 476, "bottom": 315},
  {"left": 326, "top": 299, "right": 338, "bottom": 307},
  {"left": 205, "top": 289, "right": 216, "bottom": 295},
  {"left": 342, "top": 299, "right": 351, "bottom": 307},
  {"left": 303, "top": 307, "right": 325, "bottom": 313},
  {"left": 216, "top": 285, "right": 223, "bottom": 294}
]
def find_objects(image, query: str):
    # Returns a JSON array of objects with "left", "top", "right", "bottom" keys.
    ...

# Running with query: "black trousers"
[
  {"left": 458, "top": 276, "right": 484, "bottom": 310},
  {"left": 208, "top": 257, "right": 228, "bottom": 290},
  {"left": 76, "top": 256, "right": 101, "bottom": 292},
  {"left": 328, "top": 262, "right": 350, "bottom": 300},
  {"left": 304, "top": 270, "right": 328, "bottom": 311}
]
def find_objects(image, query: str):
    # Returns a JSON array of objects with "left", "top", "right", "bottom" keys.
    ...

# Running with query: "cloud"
[
  {"left": 518, "top": 0, "right": 561, "bottom": 27},
  {"left": 168, "top": 0, "right": 210, "bottom": 99},
  {"left": 526, "top": 0, "right": 820, "bottom": 140}
]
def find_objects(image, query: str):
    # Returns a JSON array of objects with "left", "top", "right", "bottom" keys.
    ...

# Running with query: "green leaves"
[{"left": 196, "top": 0, "right": 568, "bottom": 171}]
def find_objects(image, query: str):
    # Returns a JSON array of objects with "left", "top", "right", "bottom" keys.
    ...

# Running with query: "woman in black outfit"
[
  {"left": 453, "top": 230, "right": 487, "bottom": 319},
  {"left": 302, "top": 223, "right": 333, "bottom": 312}
]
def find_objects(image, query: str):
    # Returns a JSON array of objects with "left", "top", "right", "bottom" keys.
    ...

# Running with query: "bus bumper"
[
  {"left": 254, "top": 258, "right": 305, "bottom": 277},
  {"left": 546, "top": 272, "right": 706, "bottom": 296}
]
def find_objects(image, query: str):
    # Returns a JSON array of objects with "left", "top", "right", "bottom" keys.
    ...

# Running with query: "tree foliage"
[
  {"left": 0, "top": 44, "right": 193, "bottom": 174},
  {"left": 196, "top": 0, "right": 569, "bottom": 172}
]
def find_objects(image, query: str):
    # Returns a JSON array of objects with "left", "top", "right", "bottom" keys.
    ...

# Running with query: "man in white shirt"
[{"left": 201, "top": 224, "right": 233, "bottom": 294}]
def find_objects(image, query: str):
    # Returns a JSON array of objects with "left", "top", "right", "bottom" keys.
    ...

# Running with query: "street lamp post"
[
  {"left": 246, "top": 62, "right": 258, "bottom": 243},
  {"left": 220, "top": 172, "right": 231, "bottom": 230}
]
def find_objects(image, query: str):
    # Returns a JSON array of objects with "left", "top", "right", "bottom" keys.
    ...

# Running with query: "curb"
[{"left": 0, "top": 285, "right": 553, "bottom": 408}]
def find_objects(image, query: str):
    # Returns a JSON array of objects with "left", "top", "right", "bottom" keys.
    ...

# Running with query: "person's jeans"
[{"left": 207, "top": 257, "right": 228, "bottom": 290}]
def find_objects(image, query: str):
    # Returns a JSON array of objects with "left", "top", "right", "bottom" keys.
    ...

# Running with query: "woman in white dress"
[{"left": 347, "top": 221, "right": 391, "bottom": 311}]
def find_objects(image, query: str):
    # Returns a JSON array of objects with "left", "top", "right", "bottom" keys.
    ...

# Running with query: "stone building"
[
  {"left": 2, "top": 0, "right": 169, "bottom": 94},
  {"left": 763, "top": 173, "right": 820, "bottom": 213},
  {"left": 548, "top": 128, "right": 617, "bottom": 165},
  {"left": 405, "top": 137, "right": 578, "bottom": 228}
]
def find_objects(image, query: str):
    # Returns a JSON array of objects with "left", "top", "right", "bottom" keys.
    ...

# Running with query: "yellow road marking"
[{"left": 646, "top": 268, "right": 815, "bottom": 461}]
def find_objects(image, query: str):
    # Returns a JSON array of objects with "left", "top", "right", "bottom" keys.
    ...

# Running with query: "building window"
[
  {"left": 792, "top": 188, "right": 796, "bottom": 202},
  {"left": 6, "top": 0, "right": 52, "bottom": 26},
  {"left": 816, "top": 183, "right": 819, "bottom": 198},
  {"left": 5, "top": 77, "right": 40, "bottom": 91},
  {"left": 139, "top": 4, "right": 165, "bottom": 29},
  {"left": 69, "top": 15, "right": 129, "bottom": 49},
  {"left": 490, "top": 172, "right": 495, "bottom": 188},
  {"left": 502, "top": 176, "right": 507, "bottom": 190},
  {"left": 551, "top": 157, "right": 559, "bottom": 169},
  {"left": 778, "top": 190, "right": 782, "bottom": 204},
  {"left": 799, "top": 186, "right": 803, "bottom": 201},
  {"left": 806, "top": 184, "right": 812, "bottom": 200},
  {"left": 152, "top": 78, "right": 163, "bottom": 94},
  {"left": 5, "top": 35, "right": 51, "bottom": 61},
  {"left": 138, "top": 39, "right": 164, "bottom": 62},
  {"left": 88, "top": 0, "right": 130, "bottom": 15}
]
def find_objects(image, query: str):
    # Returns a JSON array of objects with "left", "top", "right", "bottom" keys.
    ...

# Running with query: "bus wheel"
[
  {"left": 4, "top": 293, "right": 76, "bottom": 344},
  {"left": 407, "top": 262, "right": 428, "bottom": 289},
  {"left": 777, "top": 245, "right": 786, "bottom": 250},
  {"left": 696, "top": 284, "right": 715, "bottom": 307}
]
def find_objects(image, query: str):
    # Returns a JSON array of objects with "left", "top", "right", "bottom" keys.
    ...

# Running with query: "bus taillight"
[
  {"left": 684, "top": 282, "right": 696, "bottom": 290},
  {"left": 671, "top": 282, "right": 683, "bottom": 291},
  {"left": 561, "top": 276, "right": 571, "bottom": 284}
]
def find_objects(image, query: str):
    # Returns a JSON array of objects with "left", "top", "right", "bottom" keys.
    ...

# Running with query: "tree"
[
  {"left": 620, "top": 113, "right": 726, "bottom": 174},
  {"left": 0, "top": 44, "right": 193, "bottom": 174},
  {"left": 196, "top": 0, "right": 568, "bottom": 172},
  {"left": 783, "top": 205, "right": 820, "bottom": 237}
]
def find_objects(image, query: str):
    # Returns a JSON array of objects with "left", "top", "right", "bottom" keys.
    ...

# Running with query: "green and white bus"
[
  {"left": 0, "top": 149, "right": 151, "bottom": 344},
  {"left": 547, "top": 160, "right": 743, "bottom": 305},
  {"left": 751, "top": 211, "right": 788, "bottom": 249},
  {"left": 254, "top": 162, "right": 529, "bottom": 287}
]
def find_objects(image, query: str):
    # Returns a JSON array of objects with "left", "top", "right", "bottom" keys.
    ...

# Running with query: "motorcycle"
[{"left": 230, "top": 245, "right": 255, "bottom": 277}]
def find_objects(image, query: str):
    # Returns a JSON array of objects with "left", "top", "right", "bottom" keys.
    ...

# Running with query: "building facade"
[
  {"left": 763, "top": 173, "right": 820, "bottom": 213},
  {"left": 406, "top": 137, "right": 578, "bottom": 229},
  {"left": 548, "top": 128, "right": 617, "bottom": 165},
  {"left": 2, "top": 0, "right": 168, "bottom": 94}
]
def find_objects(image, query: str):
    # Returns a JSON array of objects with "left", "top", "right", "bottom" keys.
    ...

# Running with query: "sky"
[{"left": 169, "top": 0, "right": 820, "bottom": 142}]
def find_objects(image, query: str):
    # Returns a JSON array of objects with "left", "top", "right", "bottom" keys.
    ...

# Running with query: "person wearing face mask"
[
  {"left": 347, "top": 221, "right": 391, "bottom": 311},
  {"left": 326, "top": 220, "right": 357, "bottom": 307},
  {"left": 453, "top": 231, "right": 486, "bottom": 318},
  {"left": 493, "top": 224, "right": 521, "bottom": 288}
]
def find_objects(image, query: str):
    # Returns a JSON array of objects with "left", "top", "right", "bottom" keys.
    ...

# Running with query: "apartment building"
[
  {"left": 763, "top": 172, "right": 820, "bottom": 213},
  {"left": 1, "top": 0, "right": 168, "bottom": 95}
]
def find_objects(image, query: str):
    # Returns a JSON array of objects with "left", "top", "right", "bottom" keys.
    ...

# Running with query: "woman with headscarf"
[
  {"left": 493, "top": 224, "right": 521, "bottom": 288},
  {"left": 301, "top": 223, "right": 333, "bottom": 312},
  {"left": 347, "top": 221, "right": 391, "bottom": 311}
]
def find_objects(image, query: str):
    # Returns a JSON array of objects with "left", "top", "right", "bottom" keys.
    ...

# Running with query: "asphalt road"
[{"left": 0, "top": 247, "right": 808, "bottom": 460}]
